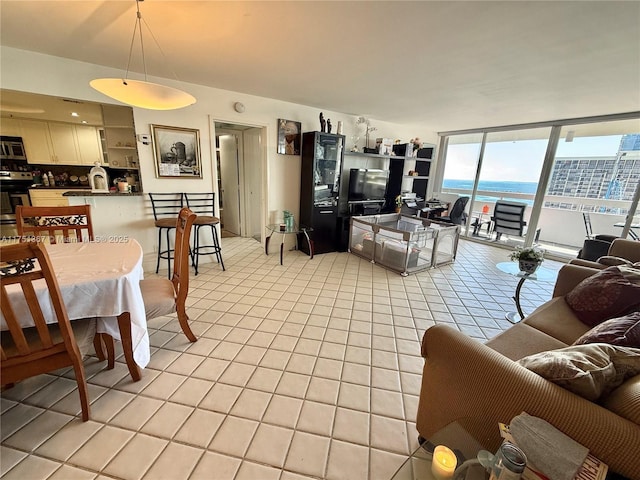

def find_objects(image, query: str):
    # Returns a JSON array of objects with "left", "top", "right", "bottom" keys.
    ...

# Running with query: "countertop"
[{"left": 62, "top": 190, "right": 143, "bottom": 197}]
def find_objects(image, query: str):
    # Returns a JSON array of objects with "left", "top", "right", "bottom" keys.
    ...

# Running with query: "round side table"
[{"left": 496, "top": 261, "right": 557, "bottom": 323}]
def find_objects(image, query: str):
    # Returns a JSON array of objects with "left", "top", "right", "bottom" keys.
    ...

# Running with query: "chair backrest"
[
  {"left": 0, "top": 241, "right": 89, "bottom": 419},
  {"left": 148, "top": 193, "right": 184, "bottom": 220},
  {"left": 492, "top": 200, "right": 527, "bottom": 236},
  {"left": 183, "top": 192, "right": 215, "bottom": 217},
  {"left": 583, "top": 212, "right": 594, "bottom": 239},
  {"left": 16, "top": 205, "right": 94, "bottom": 244},
  {"left": 448, "top": 196, "right": 469, "bottom": 224},
  {"left": 172, "top": 207, "right": 197, "bottom": 305}
]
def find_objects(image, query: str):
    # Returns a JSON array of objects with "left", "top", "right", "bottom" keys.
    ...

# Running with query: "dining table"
[{"left": 0, "top": 238, "right": 149, "bottom": 381}]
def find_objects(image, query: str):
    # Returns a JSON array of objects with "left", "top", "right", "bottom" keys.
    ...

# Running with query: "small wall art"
[
  {"left": 277, "top": 119, "right": 301, "bottom": 155},
  {"left": 151, "top": 124, "right": 202, "bottom": 178}
]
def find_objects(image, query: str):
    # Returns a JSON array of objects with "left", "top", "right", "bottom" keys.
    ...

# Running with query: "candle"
[{"left": 431, "top": 445, "right": 457, "bottom": 479}]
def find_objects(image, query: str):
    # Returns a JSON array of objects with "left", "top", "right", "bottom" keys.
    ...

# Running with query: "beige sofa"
[
  {"left": 416, "top": 263, "right": 640, "bottom": 478},
  {"left": 570, "top": 238, "right": 640, "bottom": 269}
]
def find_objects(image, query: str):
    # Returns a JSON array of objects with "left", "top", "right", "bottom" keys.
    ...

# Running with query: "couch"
[
  {"left": 416, "top": 263, "right": 640, "bottom": 478},
  {"left": 571, "top": 238, "right": 640, "bottom": 269}
]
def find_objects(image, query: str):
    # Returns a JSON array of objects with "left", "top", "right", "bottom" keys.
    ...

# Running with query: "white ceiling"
[{"left": 1, "top": 1, "right": 639, "bottom": 132}]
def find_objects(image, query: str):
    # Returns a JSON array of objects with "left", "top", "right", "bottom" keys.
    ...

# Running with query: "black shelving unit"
[{"left": 299, "top": 131, "right": 345, "bottom": 255}]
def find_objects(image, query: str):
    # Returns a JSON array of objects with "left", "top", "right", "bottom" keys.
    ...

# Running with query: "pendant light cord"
[{"left": 122, "top": 0, "right": 181, "bottom": 84}]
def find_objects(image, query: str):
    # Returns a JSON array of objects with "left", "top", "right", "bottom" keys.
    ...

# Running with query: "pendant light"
[{"left": 90, "top": 0, "right": 195, "bottom": 110}]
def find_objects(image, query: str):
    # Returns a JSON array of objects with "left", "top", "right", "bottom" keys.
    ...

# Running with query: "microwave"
[{"left": 0, "top": 136, "right": 27, "bottom": 161}]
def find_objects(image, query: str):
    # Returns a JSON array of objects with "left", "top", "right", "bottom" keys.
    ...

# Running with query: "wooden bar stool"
[
  {"left": 184, "top": 192, "right": 225, "bottom": 275},
  {"left": 149, "top": 193, "right": 184, "bottom": 278}
]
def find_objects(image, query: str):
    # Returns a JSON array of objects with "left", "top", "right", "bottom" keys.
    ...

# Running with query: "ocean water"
[{"left": 443, "top": 179, "right": 538, "bottom": 205}]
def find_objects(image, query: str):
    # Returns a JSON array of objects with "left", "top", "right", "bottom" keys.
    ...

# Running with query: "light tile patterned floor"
[{"left": 1, "top": 236, "right": 562, "bottom": 480}]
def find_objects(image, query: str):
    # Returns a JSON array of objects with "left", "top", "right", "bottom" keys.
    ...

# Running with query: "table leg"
[
  {"left": 117, "top": 312, "right": 141, "bottom": 382},
  {"left": 506, "top": 275, "right": 528, "bottom": 323},
  {"left": 303, "top": 229, "right": 314, "bottom": 260},
  {"left": 265, "top": 231, "right": 272, "bottom": 255},
  {"left": 280, "top": 234, "right": 285, "bottom": 265}
]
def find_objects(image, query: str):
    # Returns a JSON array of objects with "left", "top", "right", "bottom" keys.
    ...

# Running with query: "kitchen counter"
[
  {"left": 30, "top": 185, "right": 91, "bottom": 190},
  {"left": 62, "top": 190, "right": 143, "bottom": 197}
]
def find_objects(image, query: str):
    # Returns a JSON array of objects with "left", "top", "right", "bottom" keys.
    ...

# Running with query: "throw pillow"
[
  {"left": 565, "top": 266, "right": 640, "bottom": 326},
  {"left": 517, "top": 344, "right": 640, "bottom": 402},
  {"left": 573, "top": 312, "right": 640, "bottom": 347}
]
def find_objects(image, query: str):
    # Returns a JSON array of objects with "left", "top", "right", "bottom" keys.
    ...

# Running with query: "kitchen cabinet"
[
  {"left": 22, "top": 119, "right": 102, "bottom": 166},
  {"left": 299, "top": 131, "right": 345, "bottom": 255},
  {"left": 29, "top": 189, "right": 69, "bottom": 207},
  {"left": 101, "top": 104, "right": 138, "bottom": 170},
  {"left": 0, "top": 118, "right": 23, "bottom": 137}
]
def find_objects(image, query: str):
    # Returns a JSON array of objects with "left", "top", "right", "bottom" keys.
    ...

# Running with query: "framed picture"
[
  {"left": 151, "top": 124, "right": 202, "bottom": 178},
  {"left": 277, "top": 118, "right": 301, "bottom": 155}
]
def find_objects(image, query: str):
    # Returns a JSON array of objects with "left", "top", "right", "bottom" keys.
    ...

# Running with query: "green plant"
[
  {"left": 509, "top": 246, "right": 544, "bottom": 263},
  {"left": 395, "top": 195, "right": 403, "bottom": 207}
]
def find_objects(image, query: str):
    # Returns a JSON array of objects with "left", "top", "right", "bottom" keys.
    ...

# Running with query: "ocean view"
[{"left": 443, "top": 179, "right": 538, "bottom": 205}]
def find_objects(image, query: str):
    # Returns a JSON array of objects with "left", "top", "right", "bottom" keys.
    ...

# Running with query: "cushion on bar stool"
[{"left": 184, "top": 192, "right": 225, "bottom": 275}]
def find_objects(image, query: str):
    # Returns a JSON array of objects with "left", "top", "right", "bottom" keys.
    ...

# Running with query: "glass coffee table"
[
  {"left": 265, "top": 223, "right": 313, "bottom": 265},
  {"left": 390, "top": 422, "right": 488, "bottom": 480}
]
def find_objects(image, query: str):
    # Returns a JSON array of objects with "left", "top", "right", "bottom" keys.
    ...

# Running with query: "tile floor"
[{"left": 1, "top": 236, "right": 563, "bottom": 480}]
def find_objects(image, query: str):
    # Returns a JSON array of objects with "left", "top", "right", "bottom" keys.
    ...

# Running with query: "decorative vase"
[{"left": 519, "top": 259, "right": 540, "bottom": 274}]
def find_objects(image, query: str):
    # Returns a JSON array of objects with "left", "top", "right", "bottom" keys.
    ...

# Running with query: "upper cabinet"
[
  {"left": 20, "top": 119, "right": 102, "bottom": 165},
  {"left": 101, "top": 105, "right": 138, "bottom": 170}
]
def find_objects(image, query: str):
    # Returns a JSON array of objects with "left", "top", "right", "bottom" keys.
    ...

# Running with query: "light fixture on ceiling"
[{"left": 90, "top": 0, "right": 195, "bottom": 110}]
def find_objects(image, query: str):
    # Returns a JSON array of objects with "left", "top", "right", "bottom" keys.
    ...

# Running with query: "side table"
[
  {"left": 265, "top": 223, "right": 313, "bottom": 265},
  {"left": 496, "top": 262, "right": 557, "bottom": 323}
]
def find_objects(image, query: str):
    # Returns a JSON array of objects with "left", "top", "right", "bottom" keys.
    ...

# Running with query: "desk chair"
[
  {"left": 149, "top": 193, "right": 184, "bottom": 278},
  {"left": 16, "top": 205, "right": 94, "bottom": 243},
  {"left": 1, "top": 242, "right": 95, "bottom": 421},
  {"left": 184, "top": 192, "right": 225, "bottom": 274},
  {"left": 438, "top": 196, "right": 469, "bottom": 225},
  {"left": 578, "top": 212, "right": 618, "bottom": 261}
]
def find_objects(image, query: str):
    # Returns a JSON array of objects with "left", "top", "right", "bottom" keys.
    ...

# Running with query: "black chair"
[
  {"left": 491, "top": 200, "right": 527, "bottom": 240},
  {"left": 184, "top": 192, "right": 225, "bottom": 275},
  {"left": 439, "top": 196, "right": 469, "bottom": 225},
  {"left": 149, "top": 193, "right": 184, "bottom": 278},
  {"left": 577, "top": 212, "right": 618, "bottom": 261}
]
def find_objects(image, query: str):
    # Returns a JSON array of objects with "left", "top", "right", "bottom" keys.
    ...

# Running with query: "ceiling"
[{"left": 1, "top": 1, "right": 639, "bottom": 132}]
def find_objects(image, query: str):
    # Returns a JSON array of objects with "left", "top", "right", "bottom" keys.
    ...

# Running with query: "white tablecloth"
[{"left": 1, "top": 239, "right": 150, "bottom": 368}]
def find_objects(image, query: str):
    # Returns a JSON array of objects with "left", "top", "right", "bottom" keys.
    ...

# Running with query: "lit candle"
[{"left": 431, "top": 445, "right": 457, "bottom": 479}]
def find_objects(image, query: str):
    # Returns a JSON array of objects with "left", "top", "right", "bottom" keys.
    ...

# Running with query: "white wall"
[{"left": 1, "top": 47, "right": 438, "bottom": 259}]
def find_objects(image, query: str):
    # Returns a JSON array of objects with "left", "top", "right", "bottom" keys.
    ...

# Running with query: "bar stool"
[
  {"left": 184, "top": 192, "right": 225, "bottom": 274},
  {"left": 149, "top": 192, "right": 184, "bottom": 278}
]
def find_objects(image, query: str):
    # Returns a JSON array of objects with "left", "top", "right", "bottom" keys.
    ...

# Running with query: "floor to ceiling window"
[{"left": 435, "top": 113, "right": 640, "bottom": 259}]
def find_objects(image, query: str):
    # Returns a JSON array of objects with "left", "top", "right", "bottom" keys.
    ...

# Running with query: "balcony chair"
[
  {"left": 149, "top": 193, "right": 184, "bottom": 279},
  {"left": 184, "top": 192, "right": 225, "bottom": 275},
  {"left": 491, "top": 200, "right": 528, "bottom": 241},
  {"left": 1, "top": 242, "right": 95, "bottom": 421},
  {"left": 437, "top": 196, "right": 469, "bottom": 225},
  {"left": 16, "top": 205, "right": 94, "bottom": 243},
  {"left": 576, "top": 212, "right": 619, "bottom": 262}
]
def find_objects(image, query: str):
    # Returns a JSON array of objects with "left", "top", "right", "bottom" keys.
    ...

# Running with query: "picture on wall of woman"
[
  {"left": 277, "top": 119, "right": 301, "bottom": 155},
  {"left": 151, "top": 124, "right": 202, "bottom": 178}
]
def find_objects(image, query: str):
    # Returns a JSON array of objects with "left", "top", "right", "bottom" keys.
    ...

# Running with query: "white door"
[
  {"left": 243, "top": 128, "right": 263, "bottom": 240},
  {"left": 219, "top": 134, "right": 241, "bottom": 236}
]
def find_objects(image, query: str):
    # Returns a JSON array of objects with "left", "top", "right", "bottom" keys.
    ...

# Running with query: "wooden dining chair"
[
  {"left": 16, "top": 205, "right": 94, "bottom": 243},
  {"left": 1, "top": 241, "right": 95, "bottom": 421},
  {"left": 99, "top": 208, "right": 198, "bottom": 366}
]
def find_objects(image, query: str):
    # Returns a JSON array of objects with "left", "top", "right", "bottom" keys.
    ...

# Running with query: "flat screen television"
[{"left": 348, "top": 169, "right": 389, "bottom": 201}]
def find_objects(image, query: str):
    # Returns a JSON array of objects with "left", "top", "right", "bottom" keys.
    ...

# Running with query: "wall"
[{"left": 1, "top": 47, "right": 438, "bottom": 260}]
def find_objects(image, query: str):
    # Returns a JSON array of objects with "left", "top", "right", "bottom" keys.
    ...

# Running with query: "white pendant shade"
[{"left": 90, "top": 78, "right": 196, "bottom": 110}]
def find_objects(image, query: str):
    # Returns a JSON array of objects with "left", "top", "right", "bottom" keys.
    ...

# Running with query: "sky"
[{"left": 444, "top": 134, "right": 624, "bottom": 183}]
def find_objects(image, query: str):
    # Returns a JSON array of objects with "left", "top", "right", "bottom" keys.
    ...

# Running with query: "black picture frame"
[{"left": 151, "top": 124, "right": 202, "bottom": 178}]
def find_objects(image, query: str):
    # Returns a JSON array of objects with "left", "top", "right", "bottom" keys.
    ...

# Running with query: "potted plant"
[
  {"left": 395, "top": 195, "right": 403, "bottom": 213},
  {"left": 509, "top": 246, "right": 544, "bottom": 274}
]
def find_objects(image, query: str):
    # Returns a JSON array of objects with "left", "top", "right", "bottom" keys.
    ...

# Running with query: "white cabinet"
[
  {"left": 29, "top": 189, "right": 69, "bottom": 207},
  {"left": 75, "top": 125, "right": 103, "bottom": 165},
  {"left": 21, "top": 119, "right": 55, "bottom": 164},
  {"left": 0, "top": 118, "right": 23, "bottom": 137},
  {"left": 22, "top": 120, "right": 102, "bottom": 166},
  {"left": 101, "top": 104, "right": 138, "bottom": 169}
]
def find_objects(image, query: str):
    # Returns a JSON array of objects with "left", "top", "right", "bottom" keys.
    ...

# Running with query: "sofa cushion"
[
  {"left": 601, "top": 375, "right": 640, "bottom": 424},
  {"left": 516, "top": 344, "right": 640, "bottom": 402},
  {"left": 486, "top": 322, "right": 568, "bottom": 361},
  {"left": 523, "top": 297, "right": 591, "bottom": 345},
  {"left": 564, "top": 266, "right": 640, "bottom": 327},
  {"left": 573, "top": 312, "right": 640, "bottom": 347}
]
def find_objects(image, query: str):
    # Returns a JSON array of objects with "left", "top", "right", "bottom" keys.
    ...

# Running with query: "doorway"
[{"left": 214, "top": 122, "right": 264, "bottom": 243}]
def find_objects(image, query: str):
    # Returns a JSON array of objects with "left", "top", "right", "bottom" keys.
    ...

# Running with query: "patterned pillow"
[
  {"left": 517, "top": 344, "right": 640, "bottom": 401},
  {"left": 573, "top": 312, "right": 640, "bottom": 347},
  {"left": 565, "top": 266, "right": 640, "bottom": 327}
]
